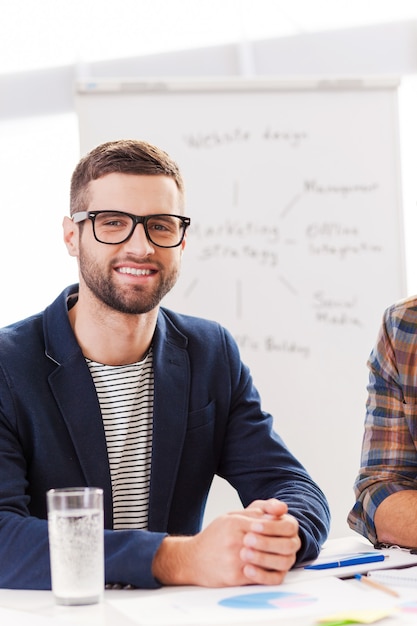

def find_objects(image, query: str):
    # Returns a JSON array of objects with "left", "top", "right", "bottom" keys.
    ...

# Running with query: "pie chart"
[
  {"left": 218, "top": 590, "right": 317, "bottom": 610},
  {"left": 401, "top": 601, "right": 417, "bottom": 614}
]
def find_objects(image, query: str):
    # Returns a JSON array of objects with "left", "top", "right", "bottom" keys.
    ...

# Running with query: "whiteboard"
[{"left": 75, "top": 78, "right": 406, "bottom": 538}]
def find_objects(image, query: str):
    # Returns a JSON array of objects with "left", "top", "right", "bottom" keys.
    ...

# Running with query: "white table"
[{"left": 1, "top": 535, "right": 417, "bottom": 626}]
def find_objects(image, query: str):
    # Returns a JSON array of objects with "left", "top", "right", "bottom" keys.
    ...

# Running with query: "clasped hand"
[
  {"left": 238, "top": 498, "right": 301, "bottom": 585},
  {"left": 153, "top": 498, "right": 301, "bottom": 587}
]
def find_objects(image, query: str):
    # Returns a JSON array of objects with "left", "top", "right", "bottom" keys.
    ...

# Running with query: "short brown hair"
[{"left": 70, "top": 139, "right": 185, "bottom": 215}]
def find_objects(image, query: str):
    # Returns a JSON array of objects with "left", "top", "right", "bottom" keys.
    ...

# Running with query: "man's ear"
[{"left": 63, "top": 216, "right": 79, "bottom": 257}]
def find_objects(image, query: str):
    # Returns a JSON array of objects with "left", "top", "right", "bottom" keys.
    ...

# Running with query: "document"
[
  {"left": 108, "top": 577, "right": 397, "bottom": 625},
  {"left": 0, "top": 606, "right": 69, "bottom": 625},
  {"left": 369, "top": 566, "right": 417, "bottom": 588},
  {"left": 286, "top": 537, "right": 417, "bottom": 583}
]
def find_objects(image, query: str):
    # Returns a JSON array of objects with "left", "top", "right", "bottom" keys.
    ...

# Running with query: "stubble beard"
[{"left": 78, "top": 250, "right": 180, "bottom": 315}]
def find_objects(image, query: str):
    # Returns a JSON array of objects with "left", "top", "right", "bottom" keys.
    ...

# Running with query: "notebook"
[{"left": 369, "top": 565, "right": 417, "bottom": 588}]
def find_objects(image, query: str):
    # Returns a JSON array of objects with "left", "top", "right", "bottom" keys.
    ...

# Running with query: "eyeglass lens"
[{"left": 94, "top": 212, "right": 186, "bottom": 247}]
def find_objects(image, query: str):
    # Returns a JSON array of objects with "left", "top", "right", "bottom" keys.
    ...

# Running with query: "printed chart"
[
  {"left": 108, "top": 577, "right": 396, "bottom": 625},
  {"left": 219, "top": 589, "right": 316, "bottom": 610}
]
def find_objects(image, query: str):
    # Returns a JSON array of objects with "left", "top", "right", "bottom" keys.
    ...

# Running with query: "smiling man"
[{"left": 0, "top": 139, "right": 330, "bottom": 590}]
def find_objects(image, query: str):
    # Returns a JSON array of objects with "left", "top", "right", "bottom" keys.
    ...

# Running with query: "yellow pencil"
[{"left": 354, "top": 573, "right": 400, "bottom": 598}]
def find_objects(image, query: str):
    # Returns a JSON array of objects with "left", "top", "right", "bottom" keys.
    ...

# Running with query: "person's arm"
[
  {"left": 0, "top": 514, "right": 168, "bottom": 590},
  {"left": 212, "top": 327, "right": 330, "bottom": 565},
  {"left": 374, "top": 490, "right": 417, "bottom": 547},
  {"left": 0, "top": 385, "right": 167, "bottom": 590},
  {"left": 2, "top": 497, "right": 301, "bottom": 590},
  {"left": 152, "top": 499, "right": 301, "bottom": 587},
  {"left": 348, "top": 302, "right": 417, "bottom": 545}
]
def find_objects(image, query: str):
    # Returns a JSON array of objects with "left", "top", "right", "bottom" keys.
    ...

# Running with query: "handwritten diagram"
[{"left": 77, "top": 80, "right": 406, "bottom": 537}]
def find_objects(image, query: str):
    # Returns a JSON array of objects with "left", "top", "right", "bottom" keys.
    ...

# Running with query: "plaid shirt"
[{"left": 348, "top": 295, "right": 417, "bottom": 544}]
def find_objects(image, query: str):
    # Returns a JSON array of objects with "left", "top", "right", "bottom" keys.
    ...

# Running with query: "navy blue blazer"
[{"left": 0, "top": 285, "right": 330, "bottom": 589}]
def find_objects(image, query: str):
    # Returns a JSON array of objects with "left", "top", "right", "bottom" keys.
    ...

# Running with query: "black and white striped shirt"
[{"left": 87, "top": 350, "right": 154, "bottom": 530}]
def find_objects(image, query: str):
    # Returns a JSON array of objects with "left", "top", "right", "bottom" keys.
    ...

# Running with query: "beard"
[{"left": 78, "top": 249, "right": 180, "bottom": 315}]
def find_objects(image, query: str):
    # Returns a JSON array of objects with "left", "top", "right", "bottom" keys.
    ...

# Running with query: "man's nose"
[{"left": 125, "top": 222, "right": 155, "bottom": 254}]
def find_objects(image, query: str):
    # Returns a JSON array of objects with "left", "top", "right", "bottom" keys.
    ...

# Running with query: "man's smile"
[{"left": 116, "top": 267, "right": 155, "bottom": 276}]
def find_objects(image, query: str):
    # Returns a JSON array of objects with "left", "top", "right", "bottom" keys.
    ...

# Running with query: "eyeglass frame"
[{"left": 72, "top": 210, "right": 191, "bottom": 248}]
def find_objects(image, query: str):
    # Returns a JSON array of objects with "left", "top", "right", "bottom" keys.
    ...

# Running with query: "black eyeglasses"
[{"left": 72, "top": 210, "right": 191, "bottom": 248}]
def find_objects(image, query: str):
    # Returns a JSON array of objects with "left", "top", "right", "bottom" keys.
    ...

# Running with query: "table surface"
[{"left": 2, "top": 534, "right": 417, "bottom": 626}]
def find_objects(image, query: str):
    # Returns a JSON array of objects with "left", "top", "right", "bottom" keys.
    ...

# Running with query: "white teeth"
[{"left": 118, "top": 267, "right": 153, "bottom": 276}]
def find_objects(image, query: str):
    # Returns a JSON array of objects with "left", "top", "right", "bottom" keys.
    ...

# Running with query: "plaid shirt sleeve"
[{"left": 348, "top": 296, "right": 417, "bottom": 544}]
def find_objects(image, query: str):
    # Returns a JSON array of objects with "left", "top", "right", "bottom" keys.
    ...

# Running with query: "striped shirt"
[
  {"left": 87, "top": 349, "right": 154, "bottom": 530},
  {"left": 348, "top": 295, "right": 417, "bottom": 543}
]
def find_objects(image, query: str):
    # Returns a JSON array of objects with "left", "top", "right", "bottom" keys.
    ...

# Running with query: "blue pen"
[{"left": 304, "top": 552, "right": 385, "bottom": 570}]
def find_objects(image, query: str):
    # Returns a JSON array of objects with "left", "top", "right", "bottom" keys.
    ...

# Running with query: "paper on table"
[
  {"left": 317, "top": 608, "right": 396, "bottom": 624},
  {"left": 369, "top": 566, "right": 417, "bottom": 588},
  {"left": 0, "top": 606, "right": 69, "bottom": 625},
  {"left": 107, "top": 577, "right": 397, "bottom": 625},
  {"left": 285, "top": 537, "right": 417, "bottom": 583}
]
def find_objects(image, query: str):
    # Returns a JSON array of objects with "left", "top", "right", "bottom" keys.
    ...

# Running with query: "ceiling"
[{"left": 2, "top": 0, "right": 417, "bottom": 74}]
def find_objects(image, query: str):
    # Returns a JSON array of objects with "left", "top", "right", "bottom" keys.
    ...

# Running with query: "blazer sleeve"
[
  {"left": 213, "top": 326, "right": 331, "bottom": 563},
  {"left": 0, "top": 367, "right": 167, "bottom": 590}
]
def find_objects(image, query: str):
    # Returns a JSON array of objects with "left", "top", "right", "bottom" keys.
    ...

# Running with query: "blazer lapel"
[
  {"left": 48, "top": 359, "right": 113, "bottom": 526},
  {"left": 147, "top": 312, "right": 190, "bottom": 531}
]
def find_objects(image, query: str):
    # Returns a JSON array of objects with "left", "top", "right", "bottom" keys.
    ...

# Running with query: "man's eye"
[
  {"left": 148, "top": 219, "right": 177, "bottom": 233},
  {"left": 151, "top": 223, "right": 169, "bottom": 231}
]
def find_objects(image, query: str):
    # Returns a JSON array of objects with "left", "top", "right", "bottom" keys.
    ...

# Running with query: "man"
[
  {"left": 0, "top": 139, "right": 330, "bottom": 590},
  {"left": 348, "top": 296, "right": 417, "bottom": 547}
]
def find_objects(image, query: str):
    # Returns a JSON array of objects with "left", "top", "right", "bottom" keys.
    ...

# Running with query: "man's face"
[{"left": 71, "top": 172, "right": 186, "bottom": 315}]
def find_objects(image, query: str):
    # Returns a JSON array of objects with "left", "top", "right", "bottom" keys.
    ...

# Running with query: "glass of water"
[{"left": 47, "top": 487, "right": 104, "bottom": 605}]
